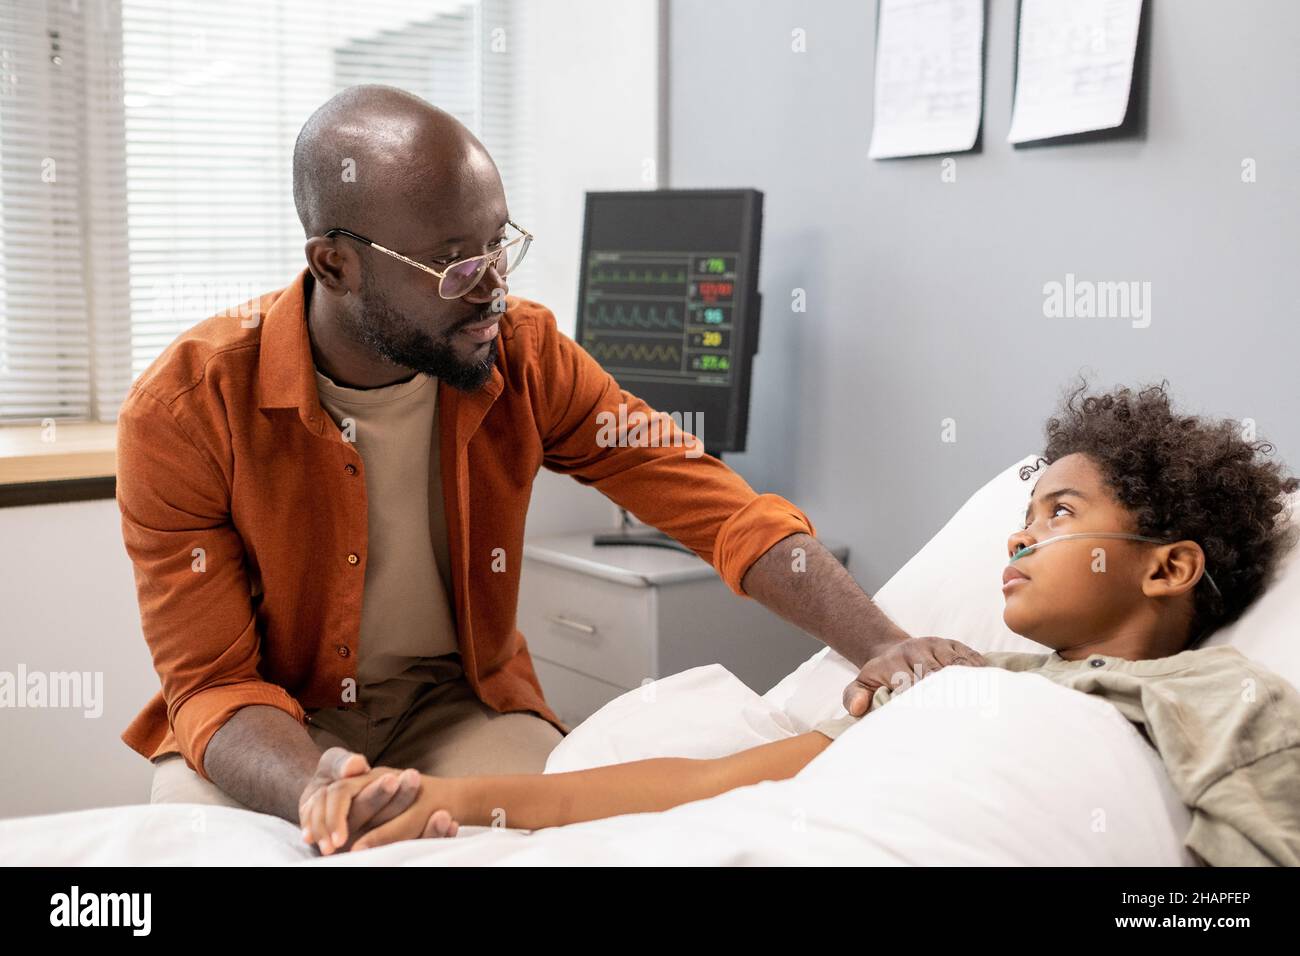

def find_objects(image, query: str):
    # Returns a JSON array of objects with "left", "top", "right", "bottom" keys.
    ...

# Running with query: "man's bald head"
[
  {"left": 296, "top": 86, "right": 512, "bottom": 394},
  {"left": 292, "top": 85, "right": 498, "bottom": 238}
]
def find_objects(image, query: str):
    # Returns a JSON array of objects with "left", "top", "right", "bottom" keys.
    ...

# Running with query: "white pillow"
[{"left": 765, "top": 455, "right": 1300, "bottom": 733}]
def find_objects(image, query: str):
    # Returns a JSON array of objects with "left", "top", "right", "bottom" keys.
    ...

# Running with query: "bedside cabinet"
[{"left": 517, "top": 533, "right": 849, "bottom": 727}]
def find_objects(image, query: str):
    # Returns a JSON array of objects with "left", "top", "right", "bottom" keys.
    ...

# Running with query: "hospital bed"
[{"left": 3, "top": 456, "right": 1296, "bottom": 865}]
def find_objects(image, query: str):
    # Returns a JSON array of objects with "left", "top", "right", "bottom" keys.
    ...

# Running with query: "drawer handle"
[{"left": 548, "top": 614, "right": 598, "bottom": 636}]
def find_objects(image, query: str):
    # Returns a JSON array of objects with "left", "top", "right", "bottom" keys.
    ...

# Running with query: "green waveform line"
[{"left": 590, "top": 268, "right": 688, "bottom": 285}]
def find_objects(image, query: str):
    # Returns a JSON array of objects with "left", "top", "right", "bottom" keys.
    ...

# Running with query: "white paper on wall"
[
  {"left": 868, "top": 0, "right": 985, "bottom": 160},
  {"left": 1007, "top": 0, "right": 1143, "bottom": 144}
]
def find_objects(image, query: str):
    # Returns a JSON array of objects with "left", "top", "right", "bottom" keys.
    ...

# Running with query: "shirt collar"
[
  {"left": 1042, "top": 644, "right": 1243, "bottom": 676},
  {"left": 257, "top": 268, "right": 504, "bottom": 440}
]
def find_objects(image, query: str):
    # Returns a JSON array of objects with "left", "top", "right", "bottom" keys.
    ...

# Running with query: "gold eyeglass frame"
[{"left": 324, "top": 220, "right": 533, "bottom": 299}]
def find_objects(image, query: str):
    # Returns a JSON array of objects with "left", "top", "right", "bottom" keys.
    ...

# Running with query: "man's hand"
[
  {"left": 842, "top": 637, "right": 988, "bottom": 716},
  {"left": 351, "top": 776, "right": 461, "bottom": 852},
  {"left": 297, "top": 748, "right": 422, "bottom": 855}
]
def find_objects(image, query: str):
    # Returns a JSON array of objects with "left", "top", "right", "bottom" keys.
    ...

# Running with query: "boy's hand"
[
  {"left": 298, "top": 749, "right": 423, "bottom": 854},
  {"left": 352, "top": 776, "right": 462, "bottom": 852},
  {"left": 843, "top": 636, "right": 988, "bottom": 716}
]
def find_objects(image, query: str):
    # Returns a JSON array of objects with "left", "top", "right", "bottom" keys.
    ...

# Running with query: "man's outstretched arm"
[
  {"left": 739, "top": 531, "right": 909, "bottom": 667},
  {"left": 528, "top": 316, "right": 984, "bottom": 717}
]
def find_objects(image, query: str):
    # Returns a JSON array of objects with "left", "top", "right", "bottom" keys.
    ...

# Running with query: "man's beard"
[{"left": 342, "top": 269, "right": 497, "bottom": 392}]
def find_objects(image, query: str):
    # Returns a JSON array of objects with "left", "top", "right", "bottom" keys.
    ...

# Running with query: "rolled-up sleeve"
[
  {"left": 116, "top": 386, "right": 305, "bottom": 781},
  {"left": 531, "top": 307, "right": 815, "bottom": 597},
  {"left": 711, "top": 492, "right": 818, "bottom": 595}
]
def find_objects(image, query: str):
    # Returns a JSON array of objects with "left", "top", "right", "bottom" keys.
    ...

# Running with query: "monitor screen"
[{"left": 574, "top": 189, "right": 763, "bottom": 456}]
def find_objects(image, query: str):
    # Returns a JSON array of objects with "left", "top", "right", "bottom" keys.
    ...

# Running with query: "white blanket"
[{"left": 0, "top": 666, "right": 1194, "bottom": 866}]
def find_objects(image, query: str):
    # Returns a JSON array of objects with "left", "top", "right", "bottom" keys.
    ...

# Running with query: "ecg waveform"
[
  {"left": 582, "top": 249, "right": 738, "bottom": 385},
  {"left": 584, "top": 303, "right": 684, "bottom": 331},
  {"left": 588, "top": 258, "right": 690, "bottom": 298},
  {"left": 589, "top": 267, "right": 688, "bottom": 285},
  {"left": 586, "top": 339, "right": 682, "bottom": 370}
]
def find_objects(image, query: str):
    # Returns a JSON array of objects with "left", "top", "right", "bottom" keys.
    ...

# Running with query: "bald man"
[{"left": 116, "top": 85, "right": 979, "bottom": 853}]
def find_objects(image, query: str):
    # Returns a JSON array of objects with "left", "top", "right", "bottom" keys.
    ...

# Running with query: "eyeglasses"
[{"left": 324, "top": 220, "right": 533, "bottom": 299}]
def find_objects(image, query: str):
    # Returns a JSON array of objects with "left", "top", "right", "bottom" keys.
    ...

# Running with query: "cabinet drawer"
[
  {"left": 517, "top": 558, "right": 655, "bottom": 689},
  {"left": 532, "top": 656, "right": 629, "bottom": 729}
]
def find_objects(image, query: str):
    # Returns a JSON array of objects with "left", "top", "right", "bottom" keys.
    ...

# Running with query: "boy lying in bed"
[{"left": 304, "top": 382, "right": 1300, "bottom": 866}]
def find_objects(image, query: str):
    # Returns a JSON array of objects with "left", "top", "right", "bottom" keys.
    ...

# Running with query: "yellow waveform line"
[{"left": 589, "top": 342, "right": 681, "bottom": 363}]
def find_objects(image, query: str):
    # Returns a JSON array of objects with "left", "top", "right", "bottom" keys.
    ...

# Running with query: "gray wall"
[{"left": 668, "top": 0, "right": 1300, "bottom": 590}]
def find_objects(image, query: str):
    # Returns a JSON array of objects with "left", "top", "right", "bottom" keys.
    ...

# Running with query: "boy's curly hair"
[{"left": 1020, "top": 380, "right": 1298, "bottom": 646}]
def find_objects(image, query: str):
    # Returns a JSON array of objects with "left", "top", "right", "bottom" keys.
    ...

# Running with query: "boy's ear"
[{"left": 1141, "top": 541, "right": 1207, "bottom": 599}]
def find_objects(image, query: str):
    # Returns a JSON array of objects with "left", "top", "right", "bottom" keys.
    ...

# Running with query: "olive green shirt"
[{"left": 812, "top": 645, "right": 1300, "bottom": 867}]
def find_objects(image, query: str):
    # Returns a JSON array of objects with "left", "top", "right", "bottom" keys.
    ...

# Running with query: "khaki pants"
[{"left": 150, "top": 656, "right": 564, "bottom": 810}]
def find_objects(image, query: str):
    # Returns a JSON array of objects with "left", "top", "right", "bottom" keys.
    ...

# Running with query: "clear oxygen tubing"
[{"left": 1008, "top": 531, "right": 1222, "bottom": 598}]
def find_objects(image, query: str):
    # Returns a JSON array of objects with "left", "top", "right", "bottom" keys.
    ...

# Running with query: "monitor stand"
[{"left": 593, "top": 508, "right": 695, "bottom": 554}]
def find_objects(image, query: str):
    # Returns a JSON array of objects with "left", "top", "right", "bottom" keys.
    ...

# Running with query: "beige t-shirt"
[
  {"left": 812, "top": 645, "right": 1300, "bottom": 867},
  {"left": 314, "top": 367, "right": 459, "bottom": 719}
]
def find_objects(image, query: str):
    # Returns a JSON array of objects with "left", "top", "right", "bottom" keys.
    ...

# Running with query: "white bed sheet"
[{"left": 0, "top": 666, "right": 1194, "bottom": 866}]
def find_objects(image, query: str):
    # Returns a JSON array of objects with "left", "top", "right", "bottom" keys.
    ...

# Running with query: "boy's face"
[{"left": 1002, "top": 453, "right": 1152, "bottom": 651}]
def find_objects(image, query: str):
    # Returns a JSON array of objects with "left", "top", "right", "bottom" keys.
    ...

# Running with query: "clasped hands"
[{"left": 298, "top": 748, "right": 460, "bottom": 855}]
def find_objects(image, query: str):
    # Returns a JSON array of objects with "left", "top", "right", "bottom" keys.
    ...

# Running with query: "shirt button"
[
  {"left": 337, "top": 645, "right": 350, "bottom": 658},
  {"left": 1090, "top": 658, "right": 1105, "bottom": 668},
  {"left": 344, "top": 463, "right": 357, "bottom": 476},
  {"left": 347, "top": 552, "right": 360, "bottom": 565}
]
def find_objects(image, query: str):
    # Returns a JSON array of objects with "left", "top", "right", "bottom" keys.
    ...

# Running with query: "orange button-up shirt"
[{"left": 116, "top": 269, "right": 815, "bottom": 781}]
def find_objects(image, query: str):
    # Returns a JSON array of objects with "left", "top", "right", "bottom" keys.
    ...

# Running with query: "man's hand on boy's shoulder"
[{"left": 842, "top": 637, "right": 988, "bottom": 717}]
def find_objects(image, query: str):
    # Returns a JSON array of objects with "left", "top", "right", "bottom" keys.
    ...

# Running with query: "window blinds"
[
  {"left": 0, "top": 0, "right": 529, "bottom": 423},
  {"left": 0, "top": 0, "right": 128, "bottom": 421}
]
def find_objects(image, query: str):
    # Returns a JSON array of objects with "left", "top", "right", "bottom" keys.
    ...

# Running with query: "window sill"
[{"left": 0, "top": 422, "right": 117, "bottom": 506}]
